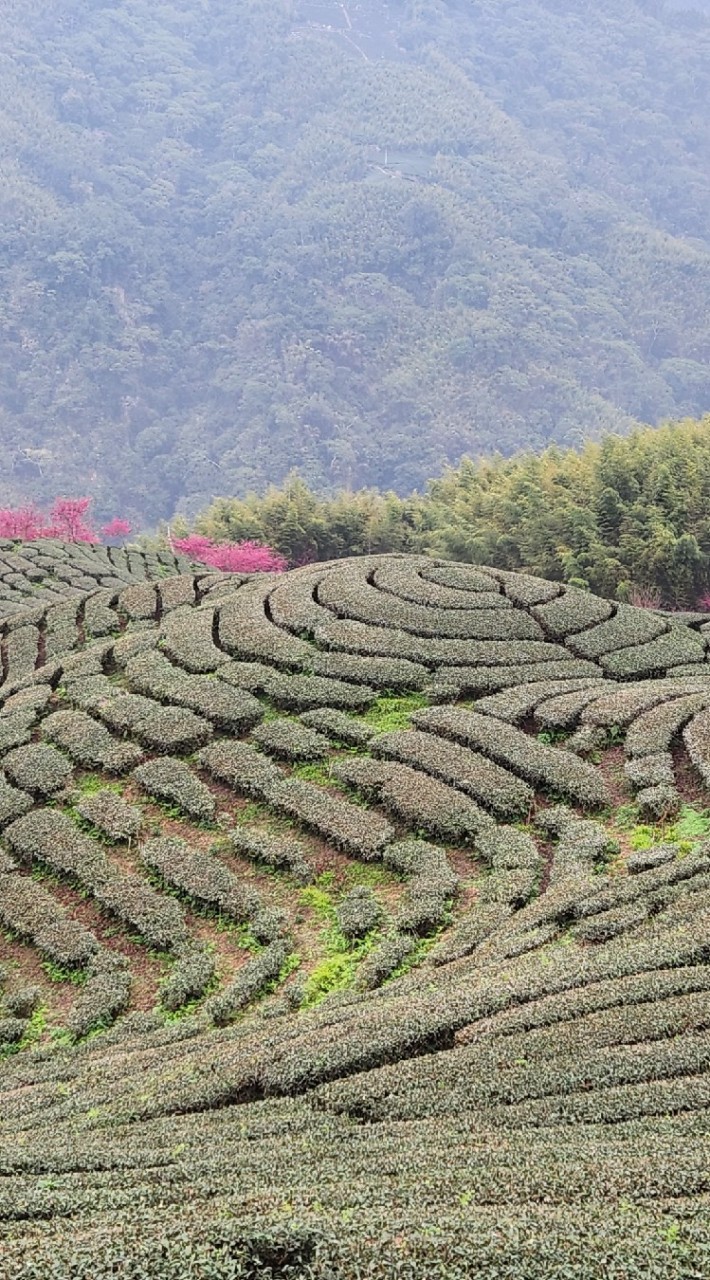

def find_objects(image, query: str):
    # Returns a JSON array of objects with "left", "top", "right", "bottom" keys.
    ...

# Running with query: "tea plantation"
[{"left": 0, "top": 543, "right": 709, "bottom": 1278}]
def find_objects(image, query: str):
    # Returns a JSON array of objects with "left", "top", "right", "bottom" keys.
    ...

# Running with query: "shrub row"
[
  {"left": 65, "top": 951, "right": 132, "bottom": 1040},
  {"left": 3, "top": 625, "right": 40, "bottom": 686},
  {"left": 2, "top": 742, "right": 73, "bottom": 796},
  {"left": 532, "top": 588, "right": 614, "bottom": 639},
  {"left": 156, "top": 605, "right": 229, "bottom": 673},
  {"left": 218, "top": 660, "right": 376, "bottom": 712},
  {"left": 551, "top": 818, "right": 619, "bottom": 881},
  {"left": 160, "top": 943, "right": 216, "bottom": 1012},
  {"left": 83, "top": 589, "right": 122, "bottom": 639},
  {"left": 125, "top": 651, "right": 263, "bottom": 732},
  {"left": 623, "top": 753, "right": 674, "bottom": 790},
  {"left": 312, "top": 615, "right": 570, "bottom": 670},
  {"left": 413, "top": 707, "right": 609, "bottom": 809},
  {"left": 566, "top": 605, "right": 668, "bottom": 660},
  {"left": 95, "top": 692, "right": 214, "bottom": 754},
  {"left": 336, "top": 886, "right": 381, "bottom": 940},
  {"left": 4, "top": 810, "right": 187, "bottom": 950},
  {"left": 625, "top": 692, "right": 710, "bottom": 757},
  {"left": 533, "top": 685, "right": 618, "bottom": 729},
  {"left": 132, "top": 757, "right": 217, "bottom": 821},
  {"left": 355, "top": 931, "right": 416, "bottom": 990},
  {"left": 74, "top": 790, "right": 142, "bottom": 842},
  {"left": 307, "top": 650, "right": 429, "bottom": 691},
  {"left": 206, "top": 941, "right": 290, "bottom": 1025},
  {"left": 117, "top": 581, "right": 158, "bottom": 623},
  {"left": 599, "top": 627, "right": 707, "bottom": 678},
  {"left": 428, "top": 659, "right": 602, "bottom": 699},
  {"left": 372, "top": 729, "right": 533, "bottom": 818},
  {"left": 41, "top": 709, "right": 144, "bottom": 773},
  {"left": 386, "top": 837, "right": 458, "bottom": 935},
  {"left": 229, "top": 827, "right": 314, "bottom": 885},
  {"left": 683, "top": 707, "right": 710, "bottom": 784},
  {"left": 333, "top": 756, "right": 495, "bottom": 843},
  {"left": 299, "top": 708, "right": 374, "bottom": 747},
  {"left": 268, "top": 777, "right": 395, "bottom": 861},
  {"left": 0, "top": 776, "right": 33, "bottom": 829},
  {"left": 572, "top": 899, "right": 650, "bottom": 943},
  {"left": 217, "top": 581, "right": 313, "bottom": 668},
  {"left": 141, "top": 836, "right": 260, "bottom": 922},
  {"left": 373, "top": 561, "right": 507, "bottom": 611},
  {"left": 429, "top": 902, "right": 514, "bottom": 965},
  {"left": 0, "top": 868, "right": 99, "bottom": 967},
  {"left": 198, "top": 740, "right": 284, "bottom": 797},
  {"left": 266, "top": 568, "right": 333, "bottom": 637},
  {"left": 475, "top": 678, "right": 607, "bottom": 725},
  {"left": 250, "top": 719, "right": 330, "bottom": 762},
  {"left": 317, "top": 569, "right": 544, "bottom": 641},
  {"left": 637, "top": 784, "right": 681, "bottom": 819}
]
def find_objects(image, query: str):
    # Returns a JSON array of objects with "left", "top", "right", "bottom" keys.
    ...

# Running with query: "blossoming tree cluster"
[{"left": 0, "top": 499, "right": 286, "bottom": 572}]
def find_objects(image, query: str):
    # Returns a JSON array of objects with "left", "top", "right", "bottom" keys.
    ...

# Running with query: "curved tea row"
[{"left": 0, "top": 554, "right": 709, "bottom": 1277}]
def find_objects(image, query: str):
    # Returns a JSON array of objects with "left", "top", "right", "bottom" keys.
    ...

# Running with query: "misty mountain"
[{"left": 1, "top": 0, "right": 709, "bottom": 523}]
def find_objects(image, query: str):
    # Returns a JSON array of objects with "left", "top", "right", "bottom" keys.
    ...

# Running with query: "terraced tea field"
[{"left": 0, "top": 543, "right": 709, "bottom": 1277}]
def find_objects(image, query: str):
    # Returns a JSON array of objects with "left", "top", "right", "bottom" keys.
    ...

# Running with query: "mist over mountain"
[{"left": 1, "top": 0, "right": 709, "bottom": 524}]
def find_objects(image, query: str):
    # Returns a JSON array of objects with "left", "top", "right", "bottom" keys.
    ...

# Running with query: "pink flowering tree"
[
  {"left": 42, "top": 497, "right": 98, "bottom": 543},
  {"left": 0, "top": 498, "right": 133, "bottom": 545},
  {"left": 101, "top": 517, "right": 133, "bottom": 542},
  {"left": 172, "top": 535, "right": 287, "bottom": 573}
]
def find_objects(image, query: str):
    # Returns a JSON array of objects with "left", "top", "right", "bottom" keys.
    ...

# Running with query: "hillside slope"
[
  {"left": 1, "top": 0, "right": 710, "bottom": 521},
  {"left": 0, "top": 548, "right": 709, "bottom": 1275}
]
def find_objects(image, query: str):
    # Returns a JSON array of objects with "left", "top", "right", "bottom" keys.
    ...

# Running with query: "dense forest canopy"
[
  {"left": 194, "top": 415, "right": 710, "bottom": 608},
  {"left": 1, "top": 0, "right": 710, "bottom": 524}
]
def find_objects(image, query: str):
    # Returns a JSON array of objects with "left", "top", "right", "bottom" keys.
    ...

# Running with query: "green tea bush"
[
  {"left": 683, "top": 707, "right": 710, "bottom": 783},
  {"left": 0, "top": 1017, "right": 26, "bottom": 1045},
  {"left": 267, "top": 777, "right": 394, "bottom": 860},
  {"left": 141, "top": 836, "right": 260, "bottom": 921},
  {"left": 625, "top": 692, "right": 709, "bottom": 757},
  {"left": 318, "top": 565, "right": 544, "bottom": 640},
  {"left": 41, "top": 709, "right": 144, "bottom": 772},
  {"left": 356, "top": 931, "right": 416, "bottom": 989},
  {"left": 229, "top": 827, "right": 314, "bottom": 885},
  {"left": 160, "top": 943, "right": 216, "bottom": 1012},
  {"left": 75, "top": 789, "right": 142, "bottom": 841},
  {"left": 567, "top": 605, "right": 668, "bottom": 660},
  {"left": 2, "top": 742, "right": 73, "bottom": 795},
  {"left": 299, "top": 708, "right": 374, "bottom": 746},
  {"left": 157, "top": 605, "right": 229, "bottom": 673},
  {"left": 636, "top": 784, "right": 680, "bottom": 820},
  {"left": 374, "top": 560, "right": 507, "bottom": 610},
  {"left": 65, "top": 950, "right": 131, "bottom": 1039},
  {"left": 133, "top": 757, "right": 217, "bottom": 821},
  {"left": 309, "top": 650, "right": 428, "bottom": 691},
  {"left": 125, "top": 650, "right": 263, "bottom": 732},
  {"left": 413, "top": 707, "right": 609, "bottom": 809},
  {"left": 206, "top": 941, "right": 290, "bottom": 1025},
  {"left": 532, "top": 588, "right": 613, "bottom": 638},
  {"left": 250, "top": 719, "right": 330, "bottom": 761},
  {"left": 475, "top": 678, "right": 607, "bottom": 725},
  {"left": 0, "top": 869, "right": 98, "bottom": 966},
  {"left": 198, "top": 740, "right": 283, "bottom": 797},
  {"left": 336, "top": 886, "right": 381, "bottom": 939},
  {"left": 372, "top": 728, "right": 533, "bottom": 818},
  {"left": 0, "top": 776, "right": 33, "bottom": 828},
  {"left": 5, "top": 810, "right": 187, "bottom": 949},
  {"left": 623, "top": 753, "right": 674, "bottom": 790},
  {"left": 4, "top": 984, "right": 40, "bottom": 1018},
  {"left": 599, "top": 628, "right": 706, "bottom": 678}
]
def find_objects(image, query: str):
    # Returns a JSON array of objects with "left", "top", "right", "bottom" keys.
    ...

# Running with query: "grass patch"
[
  {"left": 362, "top": 693, "right": 429, "bottom": 734},
  {"left": 611, "top": 803, "right": 710, "bottom": 856}
]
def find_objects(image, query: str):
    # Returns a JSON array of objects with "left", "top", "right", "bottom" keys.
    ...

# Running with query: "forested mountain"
[{"left": 1, "top": 0, "right": 710, "bottom": 524}]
